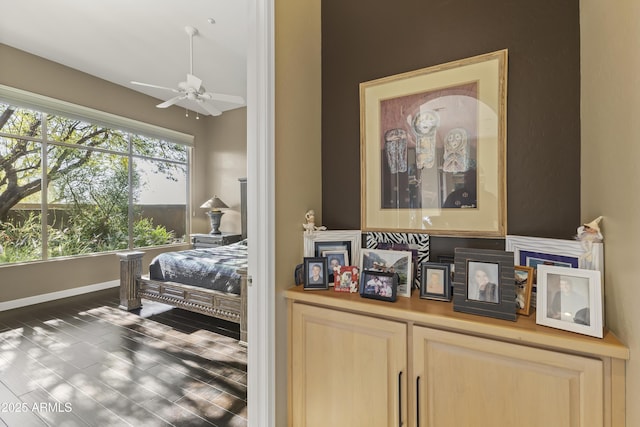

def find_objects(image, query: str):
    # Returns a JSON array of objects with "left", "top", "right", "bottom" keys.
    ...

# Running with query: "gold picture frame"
[{"left": 360, "top": 49, "right": 508, "bottom": 237}]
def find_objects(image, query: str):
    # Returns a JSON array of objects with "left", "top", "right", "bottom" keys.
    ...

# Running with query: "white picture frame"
[
  {"left": 536, "top": 265, "right": 603, "bottom": 338},
  {"left": 505, "top": 235, "right": 604, "bottom": 278},
  {"left": 303, "top": 230, "right": 362, "bottom": 266},
  {"left": 360, "top": 248, "right": 413, "bottom": 298}
]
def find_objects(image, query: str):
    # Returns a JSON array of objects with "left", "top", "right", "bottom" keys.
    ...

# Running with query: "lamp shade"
[{"left": 200, "top": 195, "right": 229, "bottom": 211}]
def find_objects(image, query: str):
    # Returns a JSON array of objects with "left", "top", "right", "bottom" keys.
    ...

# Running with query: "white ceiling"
[{"left": 0, "top": 0, "right": 248, "bottom": 116}]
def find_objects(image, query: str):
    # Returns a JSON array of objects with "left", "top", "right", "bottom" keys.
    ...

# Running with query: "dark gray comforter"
[{"left": 148, "top": 240, "right": 248, "bottom": 295}]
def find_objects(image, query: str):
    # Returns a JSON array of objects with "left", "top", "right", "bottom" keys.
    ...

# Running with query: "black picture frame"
[
  {"left": 303, "top": 257, "right": 329, "bottom": 290},
  {"left": 452, "top": 247, "right": 517, "bottom": 321},
  {"left": 360, "top": 270, "right": 397, "bottom": 302},
  {"left": 314, "top": 241, "right": 352, "bottom": 264},
  {"left": 419, "top": 262, "right": 452, "bottom": 301}
]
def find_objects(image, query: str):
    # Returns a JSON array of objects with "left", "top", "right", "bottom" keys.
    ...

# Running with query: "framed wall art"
[
  {"left": 452, "top": 247, "right": 516, "bottom": 321},
  {"left": 360, "top": 270, "right": 397, "bottom": 302},
  {"left": 419, "top": 262, "right": 452, "bottom": 301},
  {"left": 536, "top": 265, "right": 603, "bottom": 338},
  {"left": 360, "top": 248, "right": 413, "bottom": 298},
  {"left": 360, "top": 49, "right": 508, "bottom": 237},
  {"left": 505, "top": 235, "right": 604, "bottom": 277},
  {"left": 364, "top": 231, "right": 429, "bottom": 288}
]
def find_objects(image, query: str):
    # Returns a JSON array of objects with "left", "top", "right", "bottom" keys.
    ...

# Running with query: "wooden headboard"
[{"left": 239, "top": 177, "right": 247, "bottom": 239}]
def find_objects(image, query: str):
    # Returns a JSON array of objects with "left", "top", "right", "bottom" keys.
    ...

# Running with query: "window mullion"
[
  {"left": 128, "top": 133, "right": 134, "bottom": 249},
  {"left": 41, "top": 114, "right": 48, "bottom": 261}
]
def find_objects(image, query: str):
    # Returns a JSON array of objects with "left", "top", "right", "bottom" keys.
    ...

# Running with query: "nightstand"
[{"left": 190, "top": 232, "right": 243, "bottom": 249}]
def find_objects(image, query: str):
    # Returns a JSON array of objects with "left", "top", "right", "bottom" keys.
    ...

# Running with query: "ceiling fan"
[{"left": 131, "top": 25, "right": 244, "bottom": 116}]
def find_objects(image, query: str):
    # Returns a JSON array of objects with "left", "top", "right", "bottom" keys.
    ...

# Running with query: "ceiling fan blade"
[
  {"left": 200, "top": 92, "right": 245, "bottom": 105},
  {"left": 156, "top": 95, "right": 185, "bottom": 108},
  {"left": 199, "top": 101, "right": 222, "bottom": 116},
  {"left": 131, "top": 81, "right": 179, "bottom": 92},
  {"left": 186, "top": 74, "right": 202, "bottom": 90}
]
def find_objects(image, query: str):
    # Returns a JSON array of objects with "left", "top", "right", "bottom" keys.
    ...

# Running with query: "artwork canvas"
[{"left": 361, "top": 50, "right": 508, "bottom": 236}]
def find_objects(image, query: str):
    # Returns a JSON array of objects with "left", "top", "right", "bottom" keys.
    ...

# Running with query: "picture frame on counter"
[
  {"left": 303, "top": 257, "right": 329, "bottom": 290},
  {"left": 360, "top": 270, "right": 398, "bottom": 302},
  {"left": 452, "top": 247, "right": 517, "bottom": 321},
  {"left": 505, "top": 235, "right": 604, "bottom": 278},
  {"left": 365, "top": 231, "right": 430, "bottom": 289},
  {"left": 536, "top": 265, "right": 603, "bottom": 338},
  {"left": 303, "top": 230, "right": 362, "bottom": 270},
  {"left": 514, "top": 266, "right": 534, "bottom": 316},
  {"left": 419, "top": 262, "right": 452, "bottom": 301},
  {"left": 360, "top": 248, "right": 413, "bottom": 298}
]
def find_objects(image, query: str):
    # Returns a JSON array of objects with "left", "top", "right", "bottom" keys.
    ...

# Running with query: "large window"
[{"left": 0, "top": 99, "right": 190, "bottom": 265}]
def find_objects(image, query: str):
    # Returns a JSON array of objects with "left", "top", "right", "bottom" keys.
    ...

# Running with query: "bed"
[{"left": 118, "top": 178, "right": 248, "bottom": 345}]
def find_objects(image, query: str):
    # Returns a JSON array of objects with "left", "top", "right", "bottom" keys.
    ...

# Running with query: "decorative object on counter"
[
  {"left": 514, "top": 266, "right": 534, "bottom": 316},
  {"left": 419, "top": 262, "right": 452, "bottom": 302},
  {"left": 452, "top": 247, "right": 517, "bottom": 321},
  {"left": 360, "top": 270, "right": 397, "bottom": 302},
  {"left": 505, "top": 235, "right": 604, "bottom": 278},
  {"left": 365, "top": 231, "right": 429, "bottom": 289},
  {"left": 360, "top": 49, "right": 508, "bottom": 237},
  {"left": 200, "top": 195, "right": 229, "bottom": 234},
  {"left": 576, "top": 216, "right": 603, "bottom": 264},
  {"left": 334, "top": 266, "right": 359, "bottom": 293},
  {"left": 360, "top": 248, "right": 413, "bottom": 298},
  {"left": 303, "top": 230, "right": 362, "bottom": 269},
  {"left": 302, "top": 210, "right": 327, "bottom": 234},
  {"left": 294, "top": 263, "right": 304, "bottom": 286},
  {"left": 303, "top": 257, "right": 329, "bottom": 290},
  {"left": 322, "top": 249, "right": 349, "bottom": 285},
  {"left": 536, "top": 265, "right": 603, "bottom": 338}
]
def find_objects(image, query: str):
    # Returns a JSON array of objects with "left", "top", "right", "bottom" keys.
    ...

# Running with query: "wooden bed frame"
[{"left": 118, "top": 178, "right": 248, "bottom": 345}]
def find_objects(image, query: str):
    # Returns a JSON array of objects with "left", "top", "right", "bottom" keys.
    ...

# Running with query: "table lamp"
[{"left": 200, "top": 195, "right": 229, "bottom": 234}]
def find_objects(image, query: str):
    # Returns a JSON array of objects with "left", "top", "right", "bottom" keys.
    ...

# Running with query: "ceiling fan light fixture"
[{"left": 130, "top": 25, "right": 244, "bottom": 116}]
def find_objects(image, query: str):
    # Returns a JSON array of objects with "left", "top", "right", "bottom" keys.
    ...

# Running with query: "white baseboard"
[{"left": 0, "top": 280, "right": 119, "bottom": 312}]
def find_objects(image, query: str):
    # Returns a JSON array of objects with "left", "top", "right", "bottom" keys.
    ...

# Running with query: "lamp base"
[{"left": 207, "top": 211, "right": 224, "bottom": 235}]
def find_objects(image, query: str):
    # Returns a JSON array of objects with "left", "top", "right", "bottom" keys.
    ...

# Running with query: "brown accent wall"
[{"left": 321, "top": 0, "right": 581, "bottom": 246}]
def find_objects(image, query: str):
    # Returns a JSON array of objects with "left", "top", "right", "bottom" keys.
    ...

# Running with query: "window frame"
[{"left": 0, "top": 85, "right": 193, "bottom": 263}]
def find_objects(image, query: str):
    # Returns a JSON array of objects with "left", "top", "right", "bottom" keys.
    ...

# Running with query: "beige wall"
[
  {"left": 580, "top": 1, "right": 640, "bottom": 425},
  {"left": 0, "top": 44, "right": 240, "bottom": 302},
  {"left": 274, "top": 0, "right": 322, "bottom": 424},
  {"left": 199, "top": 107, "right": 247, "bottom": 235}
]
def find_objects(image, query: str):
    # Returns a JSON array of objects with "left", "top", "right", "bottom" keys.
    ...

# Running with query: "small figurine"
[
  {"left": 577, "top": 216, "right": 603, "bottom": 243},
  {"left": 303, "top": 209, "right": 327, "bottom": 234},
  {"left": 576, "top": 216, "right": 603, "bottom": 265}
]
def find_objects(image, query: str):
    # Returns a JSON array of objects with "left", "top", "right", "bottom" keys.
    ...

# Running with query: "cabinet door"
[
  {"left": 291, "top": 303, "right": 407, "bottom": 427},
  {"left": 412, "top": 326, "right": 603, "bottom": 427}
]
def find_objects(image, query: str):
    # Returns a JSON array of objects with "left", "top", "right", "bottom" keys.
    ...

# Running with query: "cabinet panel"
[
  {"left": 291, "top": 303, "right": 407, "bottom": 427},
  {"left": 412, "top": 326, "right": 603, "bottom": 427}
]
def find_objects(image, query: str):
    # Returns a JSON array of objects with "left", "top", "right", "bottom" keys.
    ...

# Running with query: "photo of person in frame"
[
  {"left": 467, "top": 261, "right": 499, "bottom": 303},
  {"left": 547, "top": 274, "right": 590, "bottom": 325},
  {"left": 308, "top": 263, "right": 324, "bottom": 285},
  {"left": 426, "top": 269, "right": 444, "bottom": 294}
]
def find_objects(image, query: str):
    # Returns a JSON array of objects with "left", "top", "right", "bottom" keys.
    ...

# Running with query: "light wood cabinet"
[
  {"left": 413, "top": 326, "right": 603, "bottom": 427},
  {"left": 286, "top": 286, "right": 629, "bottom": 427},
  {"left": 290, "top": 303, "right": 407, "bottom": 427}
]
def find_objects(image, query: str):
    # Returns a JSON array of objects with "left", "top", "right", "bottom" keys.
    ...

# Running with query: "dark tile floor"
[{"left": 0, "top": 288, "right": 247, "bottom": 426}]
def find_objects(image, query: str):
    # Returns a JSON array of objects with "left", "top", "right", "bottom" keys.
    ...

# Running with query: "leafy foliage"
[{"left": 0, "top": 102, "right": 185, "bottom": 264}]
